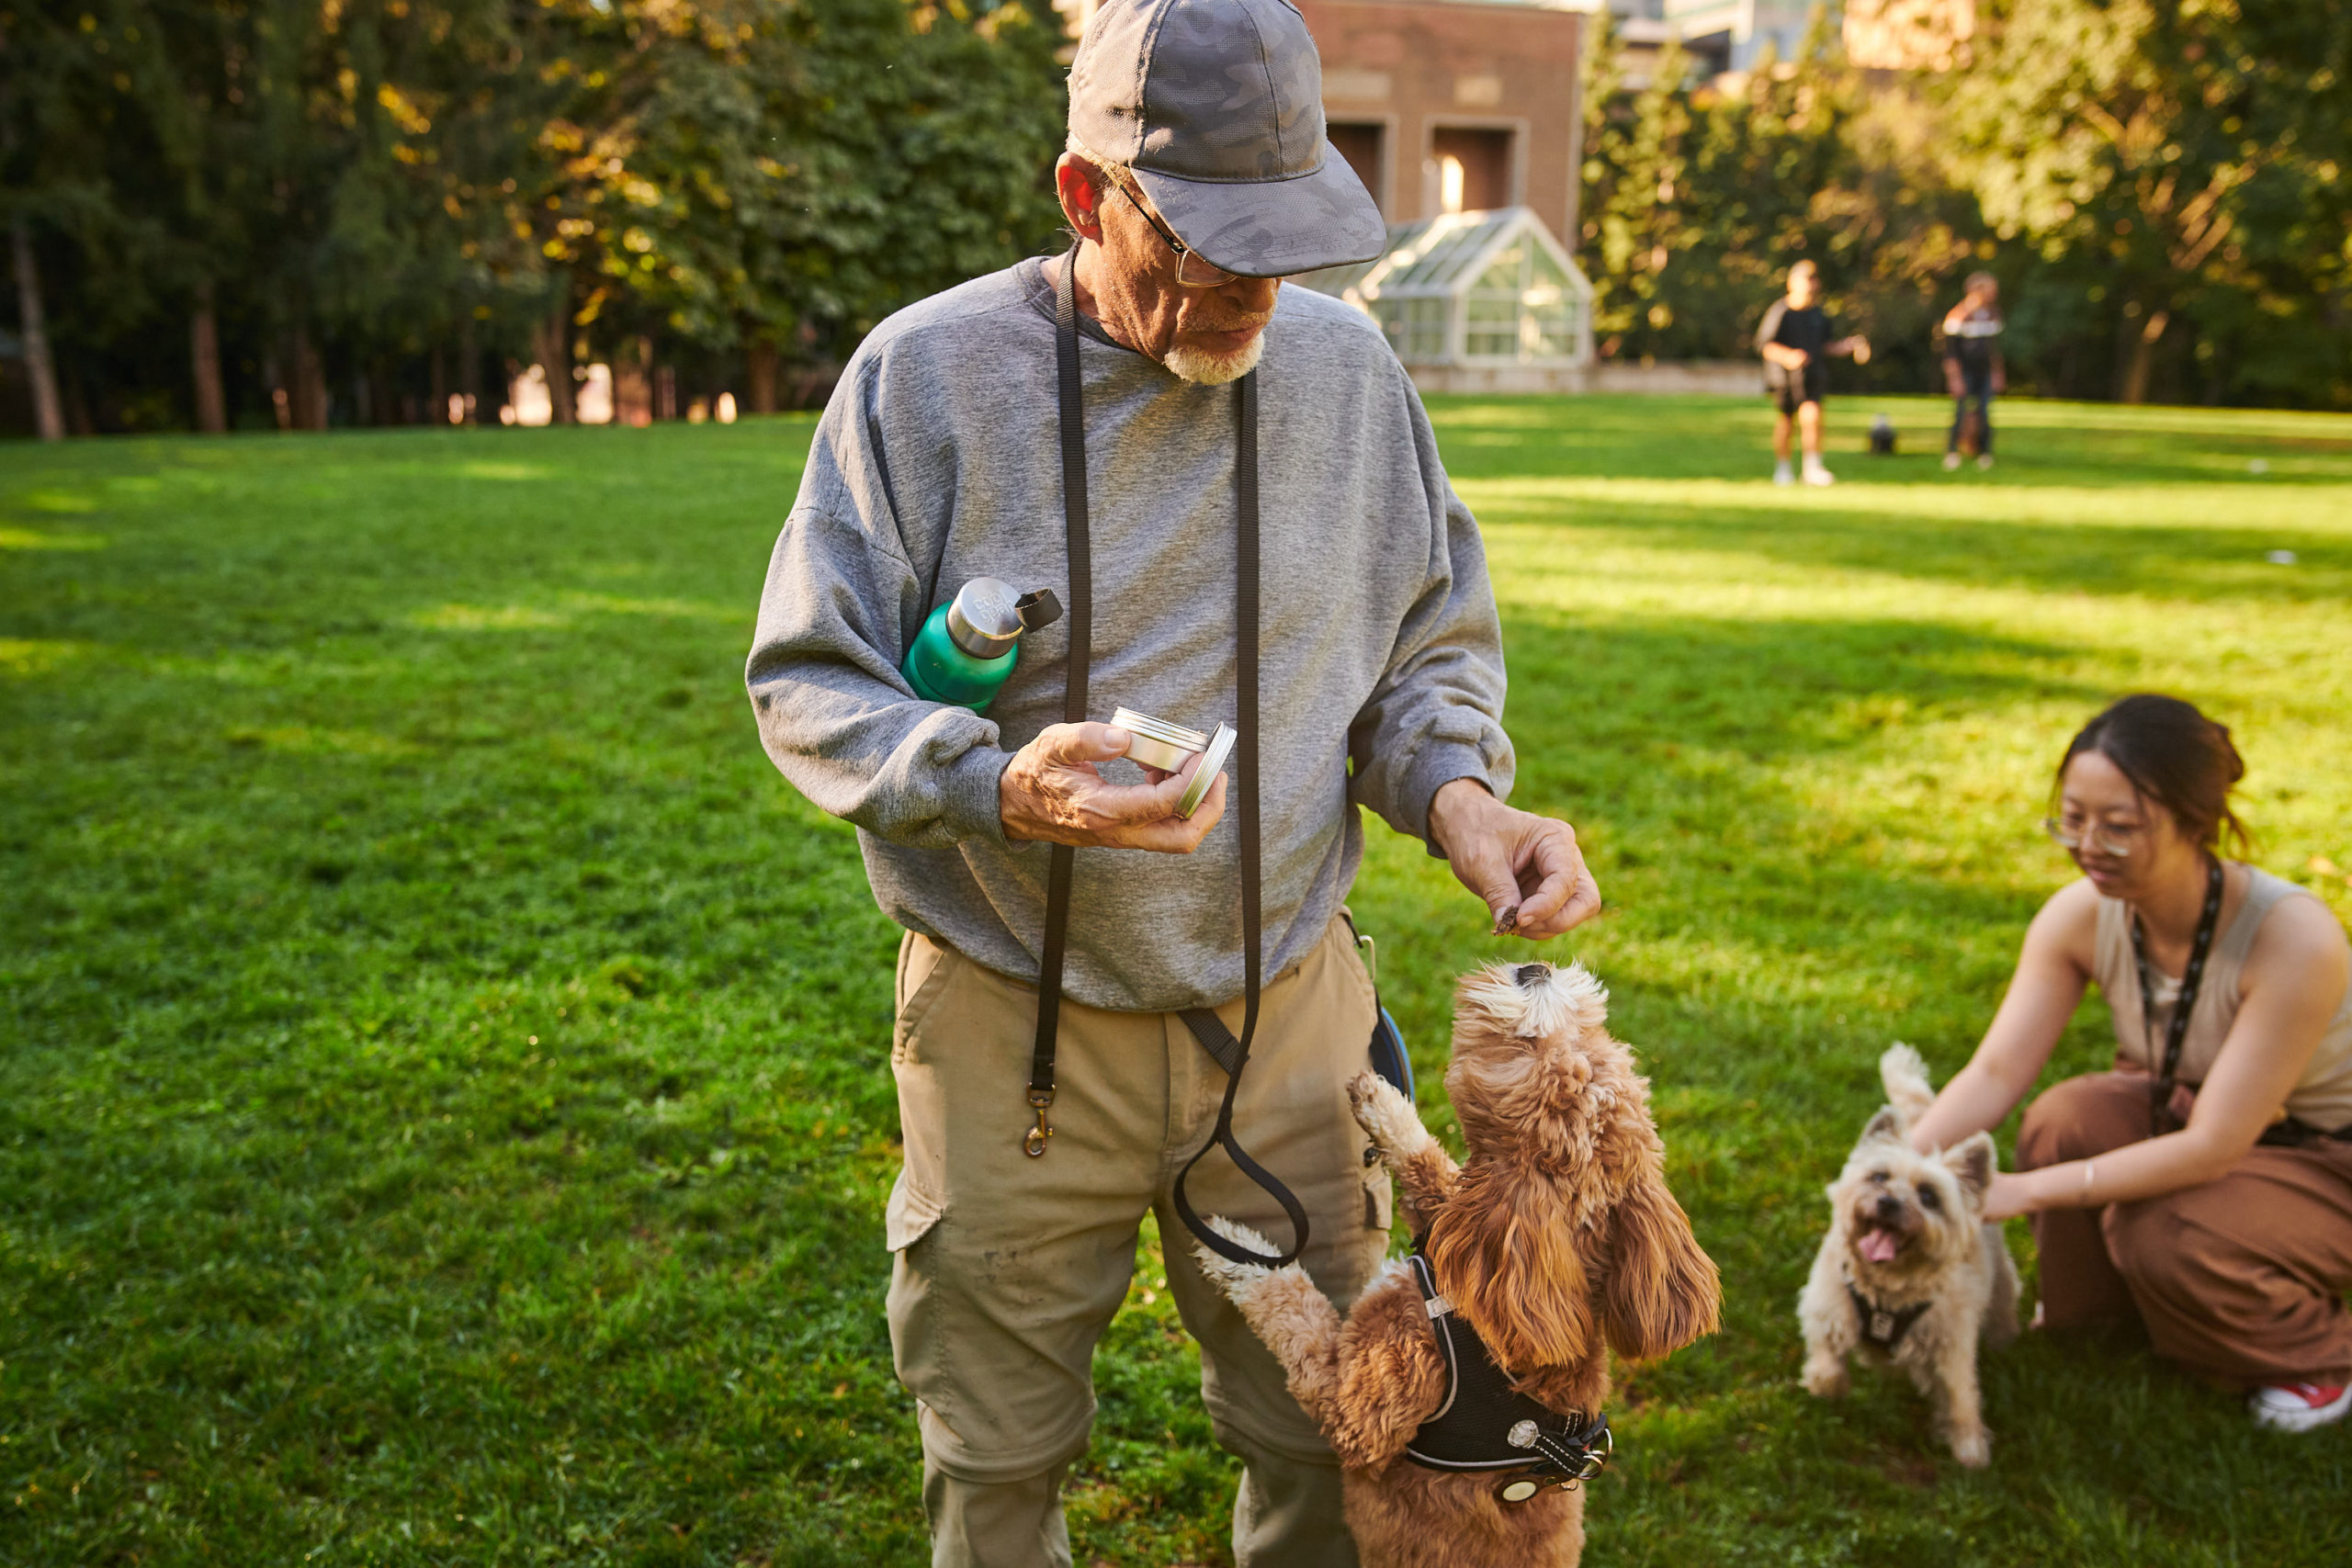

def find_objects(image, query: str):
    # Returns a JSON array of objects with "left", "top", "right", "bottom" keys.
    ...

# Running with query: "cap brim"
[{"left": 1131, "top": 152, "right": 1388, "bottom": 280}]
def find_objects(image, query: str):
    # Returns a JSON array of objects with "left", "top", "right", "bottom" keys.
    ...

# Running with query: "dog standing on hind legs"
[
  {"left": 1799, "top": 1044, "right": 2021, "bottom": 1466},
  {"left": 1193, "top": 961, "right": 1720, "bottom": 1568}
]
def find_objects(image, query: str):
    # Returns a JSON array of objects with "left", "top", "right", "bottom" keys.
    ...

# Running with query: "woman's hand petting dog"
[{"left": 1427, "top": 778, "right": 1601, "bottom": 939}]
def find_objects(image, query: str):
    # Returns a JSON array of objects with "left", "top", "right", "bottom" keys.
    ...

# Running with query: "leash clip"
[{"left": 1024, "top": 1089, "right": 1055, "bottom": 1157}]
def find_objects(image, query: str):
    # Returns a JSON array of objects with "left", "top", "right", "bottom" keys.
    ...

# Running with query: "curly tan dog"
[{"left": 1195, "top": 961, "right": 1720, "bottom": 1568}]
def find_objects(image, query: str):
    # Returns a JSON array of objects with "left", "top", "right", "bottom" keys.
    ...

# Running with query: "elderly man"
[{"left": 746, "top": 0, "right": 1599, "bottom": 1561}]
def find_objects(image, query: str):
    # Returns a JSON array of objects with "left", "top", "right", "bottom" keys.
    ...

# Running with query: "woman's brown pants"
[{"left": 2017, "top": 1072, "right": 2352, "bottom": 1385}]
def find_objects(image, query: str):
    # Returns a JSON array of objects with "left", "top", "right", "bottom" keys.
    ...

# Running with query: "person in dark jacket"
[
  {"left": 1757, "top": 259, "right": 1870, "bottom": 487},
  {"left": 1941, "top": 271, "right": 2006, "bottom": 471}
]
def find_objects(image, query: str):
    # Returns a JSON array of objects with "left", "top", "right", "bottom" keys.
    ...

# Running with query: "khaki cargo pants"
[{"left": 885, "top": 916, "right": 1394, "bottom": 1567}]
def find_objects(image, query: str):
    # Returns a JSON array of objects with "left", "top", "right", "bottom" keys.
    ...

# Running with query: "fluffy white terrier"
[{"left": 1798, "top": 1044, "right": 2020, "bottom": 1467}]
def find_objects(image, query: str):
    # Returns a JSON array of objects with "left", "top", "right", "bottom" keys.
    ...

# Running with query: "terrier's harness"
[
  {"left": 1848, "top": 1282, "right": 1931, "bottom": 1349},
  {"left": 1403, "top": 1251, "right": 1612, "bottom": 1504}
]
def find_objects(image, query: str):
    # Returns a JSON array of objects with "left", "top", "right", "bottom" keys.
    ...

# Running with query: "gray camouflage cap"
[{"left": 1069, "top": 0, "right": 1386, "bottom": 279}]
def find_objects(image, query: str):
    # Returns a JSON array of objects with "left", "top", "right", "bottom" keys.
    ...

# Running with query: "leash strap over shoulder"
[
  {"left": 2132, "top": 855, "right": 2223, "bottom": 1137},
  {"left": 1170, "top": 362, "right": 1307, "bottom": 1269},
  {"left": 1025, "top": 259, "right": 1094, "bottom": 1158},
  {"left": 1035, "top": 256, "right": 1302, "bottom": 1267}
]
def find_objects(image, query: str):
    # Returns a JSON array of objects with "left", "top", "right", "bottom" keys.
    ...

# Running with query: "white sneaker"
[
  {"left": 2250, "top": 1382, "right": 2352, "bottom": 1433},
  {"left": 1942, "top": 451, "right": 1962, "bottom": 471},
  {"left": 1802, "top": 461, "right": 1836, "bottom": 487},
  {"left": 1773, "top": 461, "right": 1794, "bottom": 486},
  {"left": 1976, "top": 454, "right": 1996, "bottom": 471}
]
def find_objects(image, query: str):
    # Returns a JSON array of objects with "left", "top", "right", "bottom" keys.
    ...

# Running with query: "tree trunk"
[
  {"left": 2120, "top": 308, "right": 2168, "bottom": 406},
  {"left": 538, "top": 302, "right": 576, "bottom": 424},
  {"left": 615, "top": 337, "right": 652, "bottom": 427},
  {"left": 747, "top": 340, "right": 779, "bottom": 415},
  {"left": 9, "top": 218, "right": 64, "bottom": 441},
  {"left": 290, "top": 324, "right": 329, "bottom": 430},
  {"left": 458, "top": 319, "right": 481, "bottom": 425},
  {"left": 189, "top": 284, "right": 228, "bottom": 434},
  {"left": 429, "top": 345, "right": 447, "bottom": 424}
]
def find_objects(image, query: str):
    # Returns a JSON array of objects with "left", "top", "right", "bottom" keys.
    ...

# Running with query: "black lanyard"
[
  {"left": 1029, "top": 254, "right": 1304, "bottom": 1269},
  {"left": 2129, "top": 857, "right": 2225, "bottom": 1133}
]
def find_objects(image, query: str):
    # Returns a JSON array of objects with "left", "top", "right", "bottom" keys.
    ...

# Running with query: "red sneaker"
[{"left": 2249, "top": 1382, "right": 2352, "bottom": 1433}]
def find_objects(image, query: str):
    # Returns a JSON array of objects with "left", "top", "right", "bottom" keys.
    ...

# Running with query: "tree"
[{"left": 1949, "top": 0, "right": 2352, "bottom": 404}]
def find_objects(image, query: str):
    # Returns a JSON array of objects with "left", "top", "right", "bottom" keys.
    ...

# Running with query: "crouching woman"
[{"left": 1908, "top": 694, "right": 2352, "bottom": 1431}]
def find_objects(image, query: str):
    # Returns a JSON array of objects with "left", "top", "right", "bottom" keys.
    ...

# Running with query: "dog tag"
[
  {"left": 1870, "top": 1309, "right": 1895, "bottom": 1342},
  {"left": 1498, "top": 1479, "right": 1540, "bottom": 1504}
]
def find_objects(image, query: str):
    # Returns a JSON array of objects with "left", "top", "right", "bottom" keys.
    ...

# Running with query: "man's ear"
[
  {"left": 1054, "top": 155, "right": 1105, "bottom": 243},
  {"left": 1860, "top": 1106, "right": 1905, "bottom": 1146},
  {"left": 1944, "top": 1133, "right": 1995, "bottom": 1197}
]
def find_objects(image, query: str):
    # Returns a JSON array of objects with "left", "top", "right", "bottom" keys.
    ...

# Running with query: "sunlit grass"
[{"left": 4, "top": 395, "right": 2349, "bottom": 1565}]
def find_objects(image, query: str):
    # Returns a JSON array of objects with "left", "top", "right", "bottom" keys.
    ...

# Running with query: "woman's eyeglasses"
[
  {"left": 1110, "top": 180, "right": 1240, "bottom": 288},
  {"left": 2043, "top": 817, "right": 2147, "bottom": 858}
]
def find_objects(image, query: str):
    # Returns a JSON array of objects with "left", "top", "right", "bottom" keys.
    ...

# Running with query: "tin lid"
[
  {"left": 946, "top": 579, "right": 1025, "bottom": 659},
  {"left": 1111, "top": 707, "right": 1209, "bottom": 754},
  {"left": 1177, "top": 723, "right": 1237, "bottom": 818}
]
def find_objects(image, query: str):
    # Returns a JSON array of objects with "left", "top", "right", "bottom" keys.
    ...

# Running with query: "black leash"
[
  {"left": 1030, "top": 255, "right": 1304, "bottom": 1269},
  {"left": 1024, "top": 258, "right": 1095, "bottom": 1159},
  {"left": 2132, "top": 857, "right": 2223, "bottom": 1136}
]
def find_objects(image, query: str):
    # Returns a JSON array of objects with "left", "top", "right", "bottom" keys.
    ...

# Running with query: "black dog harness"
[
  {"left": 1403, "top": 1252, "right": 1612, "bottom": 1504},
  {"left": 1847, "top": 1282, "right": 1931, "bottom": 1350}
]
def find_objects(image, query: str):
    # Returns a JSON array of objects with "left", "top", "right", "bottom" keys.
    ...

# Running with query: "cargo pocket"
[
  {"left": 885, "top": 1166, "right": 945, "bottom": 1254},
  {"left": 1363, "top": 1172, "right": 1394, "bottom": 1232}
]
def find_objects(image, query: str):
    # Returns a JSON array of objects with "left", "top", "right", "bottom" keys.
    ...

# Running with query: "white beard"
[{"left": 1162, "top": 333, "right": 1265, "bottom": 386}]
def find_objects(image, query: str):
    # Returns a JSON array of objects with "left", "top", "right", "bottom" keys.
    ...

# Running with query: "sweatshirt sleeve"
[
  {"left": 743, "top": 367, "right": 1014, "bottom": 851},
  {"left": 1346, "top": 390, "right": 1515, "bottom": 853}
]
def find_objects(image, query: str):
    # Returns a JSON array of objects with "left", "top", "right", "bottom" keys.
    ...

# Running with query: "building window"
[
  {"left": 1327, "top": 122, "right": 1385, "bottom": 213},
  {"left": 1430, "top": 127, "right": 1512, "bottom": 215}
]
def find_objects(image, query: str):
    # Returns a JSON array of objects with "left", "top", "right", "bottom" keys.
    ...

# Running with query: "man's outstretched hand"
[
  {"left": 1000, "top": 722, "right": 1227, "bottom": 852},
  {"left": 1428, "top": 778, "right": 1601, "bottom": 940}
]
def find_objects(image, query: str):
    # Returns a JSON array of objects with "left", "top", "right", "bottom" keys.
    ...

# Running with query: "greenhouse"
[{"left": 1294, "top": 207, "right": 1596, "bottom": 391}]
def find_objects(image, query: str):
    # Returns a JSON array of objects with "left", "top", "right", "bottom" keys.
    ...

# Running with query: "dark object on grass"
[{"left": 1870, "top": 415, "right": 1897, "bottom": 456}]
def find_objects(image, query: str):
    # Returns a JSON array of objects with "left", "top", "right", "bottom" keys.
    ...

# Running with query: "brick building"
[{"left": 1292, "top": 0, "right": 1593, "bottom": 252}]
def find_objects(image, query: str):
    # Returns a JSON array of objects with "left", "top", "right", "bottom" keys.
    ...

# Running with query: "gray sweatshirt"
[{"left": 746, "top": 257, "right": 1512, "bottom": 1012}]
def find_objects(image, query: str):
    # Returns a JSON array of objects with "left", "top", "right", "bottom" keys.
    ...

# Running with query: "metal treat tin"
[
  {"left": 1112, "top": 707, "right": 1209, "bottom": 773},
  {"left": 1178, "top": 725, "right": 1237, "bottom": 818},
  {"left": 1109, "top": 708, "right": 1233, "bottom": 818}
]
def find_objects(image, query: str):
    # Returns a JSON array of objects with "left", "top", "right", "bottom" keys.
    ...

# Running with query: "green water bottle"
[{"left": 902, "top": 578, "right": 1063, "bottom": 713}]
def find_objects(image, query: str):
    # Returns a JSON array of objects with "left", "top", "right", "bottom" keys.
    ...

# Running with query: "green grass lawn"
[{"left": 6, "top": 393, "right": 2350, "bottom": 1566}]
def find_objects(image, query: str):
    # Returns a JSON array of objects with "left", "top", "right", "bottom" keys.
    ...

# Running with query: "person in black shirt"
[
  {"left": 1756, "top": 260, "right": 1871, "bottom": 486},
  {"left": 1940, "top": 271, "right": 2006, "bottom": 471}
]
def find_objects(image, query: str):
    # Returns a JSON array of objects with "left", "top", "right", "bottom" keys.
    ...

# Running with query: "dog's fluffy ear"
[
  {"left": 1425, "top": 1167, "right": 1594, "bottom": 1372},
  {"left": 1860, "top": 1105, "right": 1905, "bottom": 1146},
  {"left": 1602, "top": 1162, "right": 1721, "bottom": 1362},
  {"left": 1944, "top": 1132, "right": 1996, "bottom": 1197}
]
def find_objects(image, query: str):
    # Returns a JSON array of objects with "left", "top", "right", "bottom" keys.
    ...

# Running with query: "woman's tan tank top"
[{"left": 2094, "top": 865, "right": 2352, "bottom": 1131}]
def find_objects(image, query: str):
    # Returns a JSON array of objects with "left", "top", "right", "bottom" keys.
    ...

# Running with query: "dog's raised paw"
[{"left": 1348, "top": 1071, "right": 1427, "bottom": 1158}]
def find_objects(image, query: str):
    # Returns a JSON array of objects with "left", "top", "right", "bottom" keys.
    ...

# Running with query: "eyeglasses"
[
  {"left": 1110, "top": 179, "right": 1240, "bottom": 288},
  {"left": 2043, "top": 817, "right": 2148, "bottom": 858}
]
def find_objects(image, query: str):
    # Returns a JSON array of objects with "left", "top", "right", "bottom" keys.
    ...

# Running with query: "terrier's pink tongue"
[{"left": 1859, "top": 1228, "right": 1899, "bottom": 1263}]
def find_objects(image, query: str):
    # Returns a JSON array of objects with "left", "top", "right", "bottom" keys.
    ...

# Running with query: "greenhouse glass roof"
[{"left": 1293, "top": 207, "right": 1595, "bottom": 370}]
